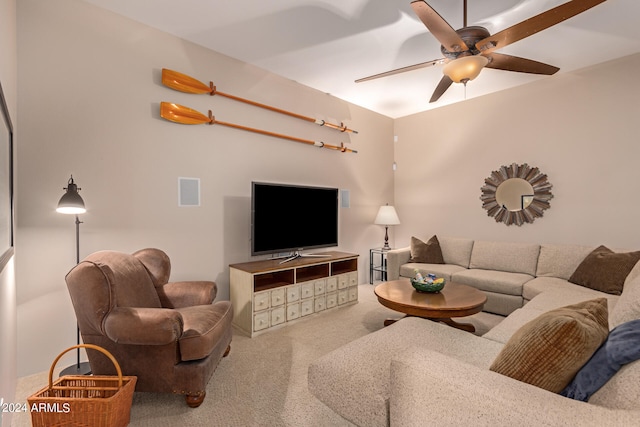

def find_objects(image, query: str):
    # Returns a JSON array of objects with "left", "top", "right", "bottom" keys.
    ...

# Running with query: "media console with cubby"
[{"left": 230, "top": 251, "right": 359, "bottom": 336}]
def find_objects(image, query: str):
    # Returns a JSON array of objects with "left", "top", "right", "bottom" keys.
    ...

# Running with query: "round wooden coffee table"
[{"left": 374, "top": 279, "right": 487, "bottom": 332}]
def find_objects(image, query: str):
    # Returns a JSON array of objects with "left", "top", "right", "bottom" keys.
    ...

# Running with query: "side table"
[{"left": 370, "top": 248, "right": 391, "bottom": 284}]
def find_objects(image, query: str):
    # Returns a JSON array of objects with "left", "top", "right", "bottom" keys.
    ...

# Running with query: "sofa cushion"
[
  {"left": 308, "top": 317, "right": 503, "bottom": 427},
  {"left": 561, "top": 319, "right": 640, "bottom": 401},
  {"left": 389, "top": 347, "right": 637, "bottom": 426},
  {"left": 536, "top": 244, "right": 595, "bottom": 280},
  {"left": 177, "top": 301, "right": 233, "bottom": 362},
  {"left": 483, "top": 308, "right": 545, "bottom": 344},
  {"left": 452, "top": 268, "right": 532, "bottom": 296},
  {"left": 523, "top": 286, "right": 618, "bottom": 315},
  {"left": 589, "top": 360, "right": 640, "bottom": 410},
  {"left": 610, "top": 273, "right": 640, "bottom": 329},
  {"left": 489, "top": 298, "right": 609, "bottom": 393},
  {"left": 409, "top": 235, "right": 444, "bottom": 264},
  {"left": 438, "top": 236, "right": 474, "bottom": 268},
  {"left": 399, "top": 263, "right": 466, "bottom": 282},
  {"left": 569, "top": 246, "right": 640, "bottom": 295},
  {"left": 522, "top": 276, "right": 609, "bottom": 302},
  {"left": 469, "top": 240, "right": 540, "bottom": 276}
]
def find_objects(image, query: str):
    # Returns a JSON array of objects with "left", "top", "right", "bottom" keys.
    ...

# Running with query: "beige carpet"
[{"left": 12, "top": 285, "right": 501, "bottom": 427}]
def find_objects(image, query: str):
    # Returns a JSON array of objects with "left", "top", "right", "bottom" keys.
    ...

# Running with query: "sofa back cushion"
[
  {"left": 469, "top": 241, "right": 540, "bottom": 276},
  {"left": 439, "top": 236, "right": 474, "bottom": 268},
  {"left": 610, "top": 271, "right": 640, "bottom": 329},
  {"left": 535, "top": 244, "right": 595, "bottom": 280}
]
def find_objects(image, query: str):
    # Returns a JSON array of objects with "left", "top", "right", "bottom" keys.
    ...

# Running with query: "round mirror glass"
[{"left": 495, "top": 178, "right": 534, "bottom": 211}]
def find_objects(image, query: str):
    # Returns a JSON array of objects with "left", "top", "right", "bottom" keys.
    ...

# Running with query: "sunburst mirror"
[{"left": 480, "top": 163, "right": 553, "bottom": 226}]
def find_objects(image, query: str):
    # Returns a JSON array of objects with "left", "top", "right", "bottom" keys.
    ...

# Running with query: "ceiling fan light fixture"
[{"left": 442, "top": 55, "right": 489, "bottom": 84}]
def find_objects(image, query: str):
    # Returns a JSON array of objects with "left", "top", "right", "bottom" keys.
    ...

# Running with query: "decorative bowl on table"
[{"left": 411, "top": 277, "right": 446, "bottom": 293}]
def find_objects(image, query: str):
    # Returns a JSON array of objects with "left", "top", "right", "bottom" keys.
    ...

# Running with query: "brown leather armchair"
[{"left": 65, "top": 248, "right": 233, "bottom": 407}]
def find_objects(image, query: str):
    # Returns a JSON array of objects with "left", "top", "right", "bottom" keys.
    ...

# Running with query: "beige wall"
[
  {"left": 0, "top": 0, "right": 17, "bottom": 423},
  {"left": 394, "top": 53, "right": 640, "bottom": 249},
  {"left": 16, "top": 0, "right": 394, "bottom": 376}
]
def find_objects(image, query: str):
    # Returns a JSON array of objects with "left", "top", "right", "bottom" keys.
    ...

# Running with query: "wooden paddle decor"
[
  {"left": 160, "top": 102, "right": 357, "bottom": 154},
  {"left": 162, "top": 69, "right": 358, "bottom": 134}
]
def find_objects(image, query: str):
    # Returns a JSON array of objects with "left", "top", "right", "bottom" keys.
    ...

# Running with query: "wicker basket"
[{"left": 28, "top": 344, "right": 137, "bottom": 427}]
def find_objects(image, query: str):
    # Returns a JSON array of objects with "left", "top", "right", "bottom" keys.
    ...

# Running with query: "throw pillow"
[
  {"left": 569, "top": 245, "right": 640, "bottom": 295},
  {"left": 409, "top": 235, "right": 444, "bottom": 264},
  {"left": 489, "top": 298, "right": 609, "bottom": 393},
  {"left": 561, "top": 319, "right": 640, "bottom": 401}
]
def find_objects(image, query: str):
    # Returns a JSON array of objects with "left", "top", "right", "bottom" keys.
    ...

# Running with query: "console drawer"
[
  {"left": 254, "top": 311, "right": 269, "bottom": 331},
  {"left": 271, "top": 307, "right": 286, "bottom": 326},
  {"left": 287, "top": 303, "right": 300, "bottom": 321},
  {"left": 301, "top": 299, "right": 314, "bottom": 316},
  {"left": 300, "top": 281, "right": 314, "bottom": 299},
  {"left": 286, "top": 284, "right": 300, "bottom": 303},
  {"left": 254, "top": 291, "right": 270, "bottom": 312}
]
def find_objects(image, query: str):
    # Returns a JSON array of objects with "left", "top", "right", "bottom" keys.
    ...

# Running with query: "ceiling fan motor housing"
[{"left": 440, "top": 26, "right": 490, "bottom": 59}]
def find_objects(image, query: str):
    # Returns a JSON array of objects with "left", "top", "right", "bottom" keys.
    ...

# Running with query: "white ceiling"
[{"left": 83, "top": 0, "right": 640, "bottom": 118}]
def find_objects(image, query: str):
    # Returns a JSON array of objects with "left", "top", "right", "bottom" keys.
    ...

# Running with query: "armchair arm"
[
  {"left": 386, "top": 246, "right": 410, "bottom": 281},
  {"left": 103, "top": 307, "right": 183, "bottom": 345},
  {"left": 156, "top": 281, "right": 217, "bottom": 308},
  {"left": 390, "top": 348, "right": 638, "bottom": 426}
]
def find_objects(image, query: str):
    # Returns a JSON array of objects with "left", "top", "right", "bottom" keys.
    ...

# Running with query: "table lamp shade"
[{"left": 374, "top": 205, "right": 400, "bottom": 226}]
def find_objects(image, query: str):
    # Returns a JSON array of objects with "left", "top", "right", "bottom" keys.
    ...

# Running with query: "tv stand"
[
  {"left": 230, "top": 251, "right": 359, "bottom": 337},
  {"left": 279, "top": 251, "right": 332, "bottom": 264}
]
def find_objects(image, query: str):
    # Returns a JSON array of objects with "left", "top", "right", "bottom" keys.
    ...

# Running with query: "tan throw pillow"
[
  {"left": 489, "top": 298, "right": 609, "bottom": 393},
  {"left": 569, "top": 245, "right": 640, "bottom": 295},
  {"left": 409, "top": 235, "right": 444, "bottom": 264}
]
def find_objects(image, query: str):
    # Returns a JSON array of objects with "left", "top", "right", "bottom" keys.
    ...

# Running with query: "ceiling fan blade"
[
  {"left": 486, "top": 53, "right": 559, "bottom": 75},
  {"left": 429, "top": 75, "right": 453, "bottom": 103},
  {"left": 355, "top": 59, "right": 444, "bottom": 83},
  {"left": 476, "top": 0, "right": 607, "bottom": 54},
  {"left": 411, "top": 0, "right": 468, "bottom": 53}
]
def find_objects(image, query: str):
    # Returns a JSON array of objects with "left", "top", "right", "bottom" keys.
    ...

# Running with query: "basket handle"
[{"left": 48, "top": 344, "right": 124, "bottom": 390}]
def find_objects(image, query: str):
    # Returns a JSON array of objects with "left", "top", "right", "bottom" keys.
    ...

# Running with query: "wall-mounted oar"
[
  {"left": 160, "top": 102, "right": 357, "bottom": 154},
  {"left": 162, "top": 69, "right": 358, "bottom": 134}
]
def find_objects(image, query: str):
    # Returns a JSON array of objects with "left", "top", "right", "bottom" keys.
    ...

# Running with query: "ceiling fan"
[{"left": 356, "top": 0, "right": 607, "bottom": 103}]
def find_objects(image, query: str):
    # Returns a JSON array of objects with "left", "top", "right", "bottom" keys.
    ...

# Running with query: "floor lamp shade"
[
  {"left": 57, "top": 176, "right": 86, "bottom": 214},
  {"left": 374, "top": 205, "right": 400, "bottom": 250},
  {"left": 57, "top": 175, "right": 91, "bottom": 376}
]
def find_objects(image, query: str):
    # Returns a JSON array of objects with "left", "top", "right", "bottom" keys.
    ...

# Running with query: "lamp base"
[{"left": 59, "top": 361, "right": 92, "bottom": 377}]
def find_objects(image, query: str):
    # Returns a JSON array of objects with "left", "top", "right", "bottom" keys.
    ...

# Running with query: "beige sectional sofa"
[
  {"left": 387, "top": 237, "right": 606, "bottom": 316},
  {"left": 308, "top": 237, "right": 640, "bottom": 426}
]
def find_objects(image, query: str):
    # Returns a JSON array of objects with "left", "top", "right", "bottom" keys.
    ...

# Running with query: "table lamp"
[{"left": 374, "top": 204, "right": 400, "bottom": 250}]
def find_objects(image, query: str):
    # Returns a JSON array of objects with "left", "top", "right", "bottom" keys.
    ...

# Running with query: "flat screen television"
[{"left": 251, "top": 182, "right": 338, "bottom": 258}]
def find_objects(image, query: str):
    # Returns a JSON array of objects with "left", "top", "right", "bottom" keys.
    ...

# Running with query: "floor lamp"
[{"left": 57, "top": 175, "right": 92, "bottom": 376}]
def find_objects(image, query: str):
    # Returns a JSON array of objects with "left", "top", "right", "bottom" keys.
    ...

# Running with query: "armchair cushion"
[
  {"left": 157, "top": 281, "right": 217, "bottom": 309},
  {"left": 104, "top": 307, "right": 183, "bottom": 345},
  {"left": 177, "top": 301, "right": 233, "bottom": 362}
]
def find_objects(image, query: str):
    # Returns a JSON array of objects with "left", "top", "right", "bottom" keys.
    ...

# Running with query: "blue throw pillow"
[{"left": 561, "top": 319, "right": 640, "bottom": 401}]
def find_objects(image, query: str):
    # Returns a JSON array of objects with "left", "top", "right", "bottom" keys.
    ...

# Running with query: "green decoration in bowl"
[{"left": 411, "top": 277, "right": 446, "bottom": 293}]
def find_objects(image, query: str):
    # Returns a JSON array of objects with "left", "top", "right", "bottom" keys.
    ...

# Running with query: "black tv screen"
[{"left": 251, "top": 182, "right": 338, "bottom": 256}]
